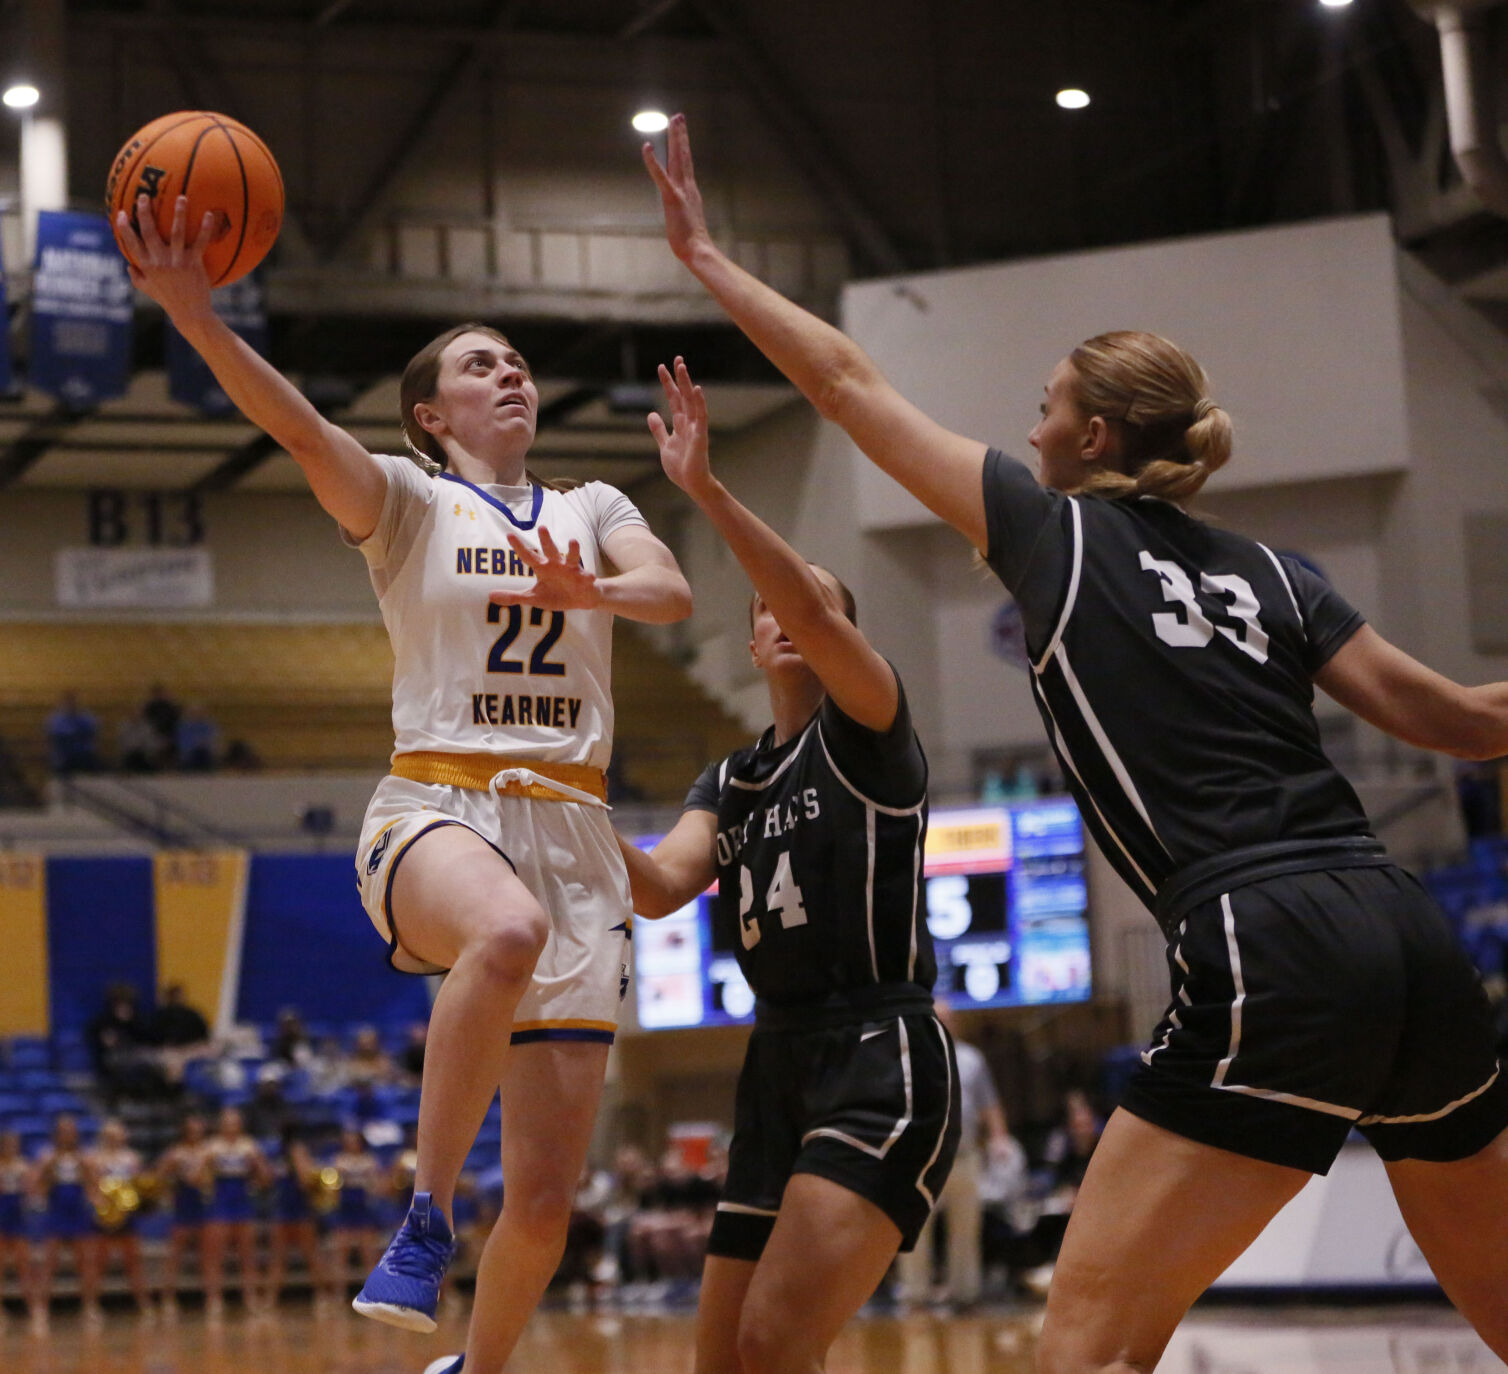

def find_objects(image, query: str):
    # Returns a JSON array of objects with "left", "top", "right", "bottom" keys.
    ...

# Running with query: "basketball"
[{"left": 106, "top": 111, "right": 283, "bottom": 287}]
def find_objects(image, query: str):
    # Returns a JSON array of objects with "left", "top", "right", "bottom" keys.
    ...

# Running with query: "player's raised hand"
[
  {"left": 648, "top": 357, "right": 713, "bottom": 501},
  {"left": 642, "top": 113, "right": 711, "bottom": 264},
  {"left": 115, "top": 193, "right": 216, "bottom": 320},
  {"left": 490, "top": 528, "right": 603, "bottom": 612}
]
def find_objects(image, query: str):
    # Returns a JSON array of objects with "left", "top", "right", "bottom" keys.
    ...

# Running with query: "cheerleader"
[
  {"left": 87, "top": 1117, "right": 155, "bottom": 1318},
  {"left": 156, "top": 1113, "right": 210, "bottom": 1318},
  {"left": 265, "top": 1126, "right": 324, "bottom": 1310},
  {"left": 33, "top": 1115, "right": 101, "bottom": 1327},
  {"left": 325, "top": 1126, "right": 384, "bottom": 1302},
  {"left": 201, "top": 1107, "right": 270, "bottom": 1317},
  {"left": 0, "top": 1130, "right": 38, "bottom": 1328}
]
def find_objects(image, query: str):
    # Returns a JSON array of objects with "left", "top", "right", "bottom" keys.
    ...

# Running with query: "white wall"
[
  {"left": 843, "top": 213, "right": 1412, "bottom": 530},
  {"left": 0, "top": 490, "right": 379, "bottom": 623}
]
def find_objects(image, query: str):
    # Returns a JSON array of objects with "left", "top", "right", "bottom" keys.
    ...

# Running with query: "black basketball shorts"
[
  {"left": 707, "top": 1012, "right": 961, "bottom": 1262},
  {"left": 1122, "top": 864, "right": 1508, "bottom": 1174}
]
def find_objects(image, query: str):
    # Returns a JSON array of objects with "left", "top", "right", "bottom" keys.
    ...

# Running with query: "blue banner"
[
  {"left": 29, "top": 210, "right": 134, "bottom": 409},
  {"left": 0, "top": 229, "right": 11, "bottom": 395},
  {"left": 166, "top": 272, "right": 267, "bottom": 416}
]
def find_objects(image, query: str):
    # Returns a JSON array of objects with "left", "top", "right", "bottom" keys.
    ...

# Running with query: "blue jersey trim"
[
  {"left": 439, "top": 472, "right": 544, "bottom": 531},
  {"left": 509, "top": 1027, "right": 616, "bottom": 1046}
]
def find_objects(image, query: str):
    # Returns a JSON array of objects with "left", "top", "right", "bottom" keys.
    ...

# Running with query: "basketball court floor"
[{"left": 2, "top": 1298, "right": 1502, "bottom": 1373}]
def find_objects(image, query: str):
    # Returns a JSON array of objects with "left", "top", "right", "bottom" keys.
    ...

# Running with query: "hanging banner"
[
  {"left": 55, "top": 546, "right": 214, "bottom": 608},
  {"left": 166, "top": 272, "right": 267, "bottom": 416},
  {"left": 0, "top": 854, "right": 49, "bottom": 1034},
  {"left": 0, "top": 230, "right": 11, "bottom": 395},
  {"left": 153, "top": 850, "right": 250, "bottom": 1037},
  {"left": 29, "top": 210, "right": 134, "bottom": 409}
]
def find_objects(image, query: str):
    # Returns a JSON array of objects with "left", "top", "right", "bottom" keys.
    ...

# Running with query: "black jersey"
[
  {"left": 683, "top": 672, "right": 931, "bottom": 1008},
  {"left": 982, "top": 450, "right": 1371, "bottom": 911}
]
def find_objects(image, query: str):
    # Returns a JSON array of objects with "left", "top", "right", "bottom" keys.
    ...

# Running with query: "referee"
[
  {"left": 645, "top": 114, "right": 1508, "bottom": 1371},
  {"left": 619, "top": 358, "right": 959, "bottom": 1374}
]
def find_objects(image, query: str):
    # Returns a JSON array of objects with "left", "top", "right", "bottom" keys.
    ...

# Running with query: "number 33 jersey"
[
  {"left": 683, "top": 673, "right": 934, "bottom": 1006},
  {"left": 346, "top": 454, "right": 648, "bottom": 770},
  {"left": 981, "top": 449, "right": 1373, "bottom": 910}
]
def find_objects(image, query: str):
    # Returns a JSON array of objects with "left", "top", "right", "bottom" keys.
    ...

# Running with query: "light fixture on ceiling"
[
  {"left": 632, "top": 110, "right": 670, "bottom": 134},
  {"left": 3, "top": 84, "right": 40, "bottom": 110},
  {"left": 1056, "top": 89, "right": 1090, "bottom": 110},
  {"left": 1318, "top": 0, "right": 1354, "bottom": 8}
]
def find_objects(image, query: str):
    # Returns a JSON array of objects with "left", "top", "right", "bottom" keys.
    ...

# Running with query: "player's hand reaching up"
[
  {"left": 648, "top": 357, "right": 715, "bottom": 502},
  {"left": 642, "top": 113, "right": 711, "bottom": 264},
  {"left": 490, "top": 528, "right": 603, "bottom": 612},
  {"left": 114, "top": 193, "right": 216, "bottom": 323}
]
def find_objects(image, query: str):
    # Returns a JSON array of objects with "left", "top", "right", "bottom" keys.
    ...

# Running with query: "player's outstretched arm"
[
  {"left": 644, "top": 115, "right": 989, "bottom": 552},
  {"left": 614, "top": 813, "right": 718, "bottom": 919},
  {"left": 1315, "top": 624, "right": 1508, "bottom": 760},
  {"left": 116, "top": 194, "right": 386, "bottom": 539},
  {"left": 650, "top": 357, "right": 899, "bottom": 732}
]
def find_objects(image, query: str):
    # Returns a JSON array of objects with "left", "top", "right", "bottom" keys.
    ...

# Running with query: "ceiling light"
[
  {"left": 632, "top": 110, "right": 670, "bottom": 134},
  {"left": 3, "top": 84, "right": 40, "bottom": 110},
  {"left": 1319, "top": 0, "right": 1353, "bottom": 7},
  {"left": 1056, "top": 89, "right": 1090, "bottom": 111}
]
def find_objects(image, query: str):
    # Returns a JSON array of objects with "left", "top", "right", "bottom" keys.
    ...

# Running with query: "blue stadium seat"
[
  {"left": 18, "top": 1070, "right": 62, "bottom": 1093},
  {"left": 36, "top": 1092, "right": 88, "bottom": 1116},
  {"left": 7, "top": 1039, "right": 51, "bottom": 1070}
]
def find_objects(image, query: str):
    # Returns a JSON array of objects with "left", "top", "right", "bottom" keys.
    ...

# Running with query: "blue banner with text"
[{"left": 29, "top": 210, "right": 134, "bottom": 409}]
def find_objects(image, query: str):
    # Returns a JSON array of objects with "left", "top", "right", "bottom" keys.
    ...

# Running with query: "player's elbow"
[{"left": 810, "top": 345, "right": 884, "bottom": 428}]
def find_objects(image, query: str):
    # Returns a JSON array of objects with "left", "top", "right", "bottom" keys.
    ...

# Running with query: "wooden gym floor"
[{"left": 0, "top": 1298, "right": 1502, "bottom": 1373}]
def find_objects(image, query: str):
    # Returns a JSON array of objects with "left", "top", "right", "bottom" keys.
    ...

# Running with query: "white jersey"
[{"left": 349, "top": 455, "right": 648, "bottom": 771}]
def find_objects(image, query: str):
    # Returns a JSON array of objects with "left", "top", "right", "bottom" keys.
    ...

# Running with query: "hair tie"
[{"left": 1192, "top": 397, "right": 1216, "bottom": 423}]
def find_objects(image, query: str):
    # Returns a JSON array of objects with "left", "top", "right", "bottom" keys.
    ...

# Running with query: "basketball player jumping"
[
  {"left": 119, "top": 195, "right": 692, "bottom": 1374},
  {"left": 644, "top": 115, "right": 1508, "bottom": 1370}
]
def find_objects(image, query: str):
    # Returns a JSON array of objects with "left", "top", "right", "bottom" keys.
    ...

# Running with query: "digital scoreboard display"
[{"left": 632, "top": 798, "right": 1091, "bottom": 1031}]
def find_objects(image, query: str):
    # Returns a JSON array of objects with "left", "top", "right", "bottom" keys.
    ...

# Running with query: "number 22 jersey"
[
  {"left": 347, "top": 454, "right": 648, "bottom": 770},
  {"left": 683, "top": 674, "right": 933, "bottom": 1007}
]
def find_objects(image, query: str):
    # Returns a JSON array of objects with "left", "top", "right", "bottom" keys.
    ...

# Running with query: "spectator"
[
  {"left": 141, "top": 683, "right": 182, "bottom": 764},
  {"left": 222, "top": 737, "right": 262, "bottom": 771},
  {"left": 1017, "top": 1087, "right": 1107, "bottom": 1298},
  {"left": 117, "top": 713, "right": 161, "bottom": 773},
  {"left": 269, "top": 1008, "right": 315, "bottom": 1069},
  {"left": 897, "top": 997, "right": 1014, "bottom": 1310},
  {"left": 86, "top": 982, "right": 164, "bottom": 1104},
  {"left": 342, "top": 1026, "right": 393, "bottom": 1088},
  {"left": 175, "top": 704, "right": 219, "bottom": 771},
  {"left": 45, "top": 692, "right": 100, "bottom": 776},
  {"left": 243, "top": 1067, "right": 293, "bottom": 1141},
  {"left": 1042, "top": 1088, "right": 1104, "bottom": 1200},
  {"left": 147, "top": 982, "right": 211, "bottom": 1050},
  {"left": 396, "top": 1022, "right": 427, "bottom": 1080}
]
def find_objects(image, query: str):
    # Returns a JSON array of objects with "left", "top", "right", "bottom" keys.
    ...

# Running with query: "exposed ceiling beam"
[
  {"left": 681, "top": 0, "right": 907, "bottom": 275},
  {"left": 187, "top": 431, "right": 283, "bottom": 494},
  {"left": 318, "top": 0, "right": 529, "bottom": 262},
  {"left": 536, "top": 386, "right": 606, "bottom": 427},
  {"left": 0, "top": 405, "right": 90, "bottom": 489},
  {"left": 144, "top": 0, "right": 317, "bottom": 264}
]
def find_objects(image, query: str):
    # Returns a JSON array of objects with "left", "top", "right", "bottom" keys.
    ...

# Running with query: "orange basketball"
[{"left": 106, "top": 111, "right": 283, "bottom": 287}]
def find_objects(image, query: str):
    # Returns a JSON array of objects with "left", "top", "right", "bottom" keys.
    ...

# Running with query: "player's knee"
[
  {"left": 1036, "top": 1316, "right": 1152, "bottom": 1374},
  {"left": 504, "top": 1178, "right": 575, "bottom": 1249},
  {"left": 464, "top": 909, "right": 548, "bottom": 987},
  {"left": 735, "top": 1311, "right": 805, "bottom": 1374}
]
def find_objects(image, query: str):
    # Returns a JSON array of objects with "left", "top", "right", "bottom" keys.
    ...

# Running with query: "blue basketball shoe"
[
  {"left": 422, "top": 1359, "right": 464, "bottom": 1374},
  {"left": 352, "top": 1191, "right": 456, "bottom": 1333}
]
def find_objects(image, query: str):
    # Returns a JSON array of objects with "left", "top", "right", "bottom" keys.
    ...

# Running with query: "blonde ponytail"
[{"left": 1068, "top": 331, "right": 1233, "bottom": 503}]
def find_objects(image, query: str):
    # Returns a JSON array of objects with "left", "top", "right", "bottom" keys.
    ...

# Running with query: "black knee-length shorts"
[
  {"left": 707, "top": 1011, "right": 961, "bottom": 1261},
  {"left": 1123, "top": 864, "right": 1508, "bottom": 1174}
]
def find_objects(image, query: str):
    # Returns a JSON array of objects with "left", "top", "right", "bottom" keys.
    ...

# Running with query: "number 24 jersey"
[{"left": 684, "top": 675, "right": 934, "bottom": 1006}]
